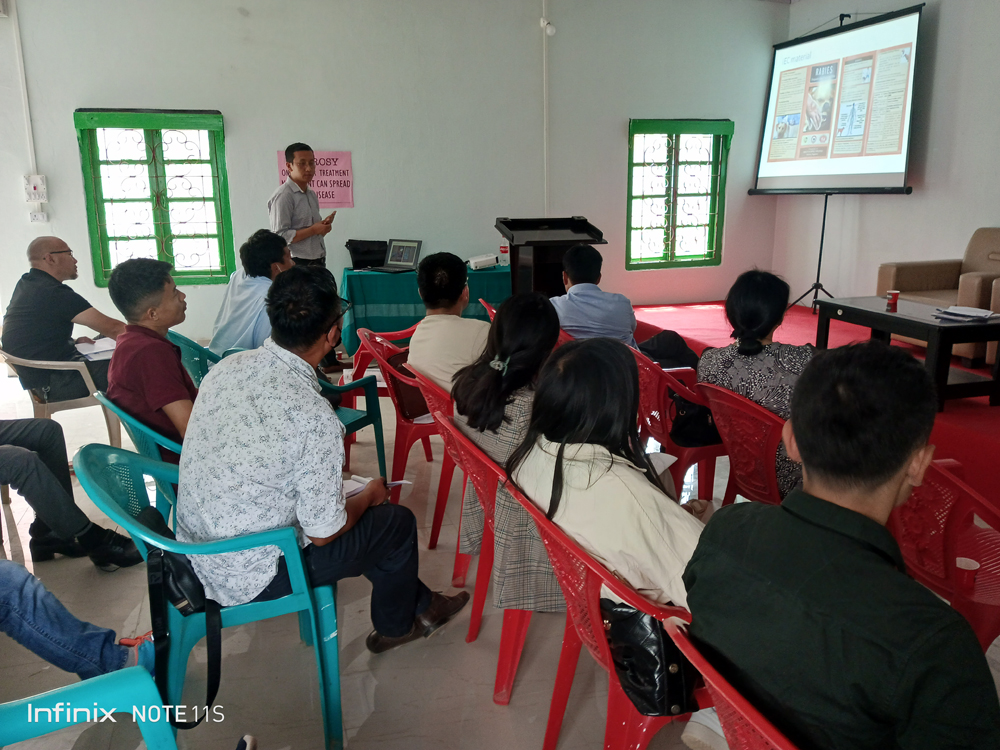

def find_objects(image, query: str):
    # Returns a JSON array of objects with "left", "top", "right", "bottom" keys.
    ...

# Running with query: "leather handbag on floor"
[
  {"left": 137, "top": 507, "right": 221, "bottom": 729},
  {"left": 600, "top": 598, "right": 699, "bottom": 716}
]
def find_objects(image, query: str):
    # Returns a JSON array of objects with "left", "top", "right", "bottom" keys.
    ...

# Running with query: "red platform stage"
[{"left": 635, "top": 302, "right": 1000, "bottom": 507}]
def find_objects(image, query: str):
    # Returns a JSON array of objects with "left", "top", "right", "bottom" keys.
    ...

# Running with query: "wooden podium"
[{"left": 495, "top": 216, "right": 607, "bottom": 297}]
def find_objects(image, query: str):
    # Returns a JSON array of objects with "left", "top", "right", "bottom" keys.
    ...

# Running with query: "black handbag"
[
  {"left": 137, "top": 507, "right": 221, "bottom": 729},
  {"left": 668, "top": 390, "right": 722, "bottom": 448},
  {"left": 599, "top": 598, "right": 699, "bottom": 716}
]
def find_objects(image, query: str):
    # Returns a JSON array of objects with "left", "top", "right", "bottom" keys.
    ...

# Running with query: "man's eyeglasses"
[
  {"left": 48, "top": 250, "right": 74, "bottom": 257},
  {"left": 334, "top": 298, "right": 352, "bottom": 325}
]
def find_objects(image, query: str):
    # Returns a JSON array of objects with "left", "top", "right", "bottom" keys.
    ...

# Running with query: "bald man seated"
[{"left": 2, "top": 237, "right": 125, "bottom": 402}]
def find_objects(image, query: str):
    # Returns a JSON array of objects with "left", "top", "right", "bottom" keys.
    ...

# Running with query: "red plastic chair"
[
  {"left": 410, "top": 372, "right": 468, "bottom": 566},
  {"left": 887, "top": 461, "right": 1000, "bottom": 651},
  {"left": 340, "top": 324, "right": 417, "bottom": 467},
  {"left": 357, "top": 329, "right": 453, "bottom": 517},
  {"left": 631, "top": 348, "right": 730, "bottom": 501},
  {"left": 480, "top": 298, "right": 497, "bottom": 321},
  {"left": 665, "top": 621, "right": 800, "bottom": 750},
  {"left": 505, "top": 473, "right": 698, "bottom": 750},
  {"left": 434, "top": 413, "right": 542, "bottom": 707},
  {"left": 697, "top": 383, "right": 786, "bottom": 506},
  {"left": 633, "top": 318, "right": 660, "bottom": 345}
]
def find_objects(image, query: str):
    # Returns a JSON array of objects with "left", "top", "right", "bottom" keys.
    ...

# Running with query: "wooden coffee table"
[{"left": 814, "top": 296, "right": 1000, "bottom": 411}]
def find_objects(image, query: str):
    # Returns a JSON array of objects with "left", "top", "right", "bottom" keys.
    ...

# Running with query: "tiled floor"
[
  {"left": 0, "top": 371, "right": 701, "bottom": 750},
  {"left": 4, "top": 369, "right": 1000, "bottom": 750}
]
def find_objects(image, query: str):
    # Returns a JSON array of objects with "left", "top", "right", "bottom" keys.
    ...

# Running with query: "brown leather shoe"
[
  {"left": 416, "top": 591, "right": 470, "bottom": 637},
  {"left": 365, "top": 623, "right": 424, "bottom": 654}
]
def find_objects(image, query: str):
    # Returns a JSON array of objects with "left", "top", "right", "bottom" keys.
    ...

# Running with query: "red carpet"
[{"left": 635, "top": 302, "right": 1000, "bottom": 507}]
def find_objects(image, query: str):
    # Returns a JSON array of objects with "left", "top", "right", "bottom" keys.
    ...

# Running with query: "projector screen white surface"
[{"left": 754, "top": 7, "right": 921, "bottom": 192}]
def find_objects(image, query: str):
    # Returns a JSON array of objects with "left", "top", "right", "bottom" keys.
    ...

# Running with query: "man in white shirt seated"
[
  {"left": 177, "top": 265, "right": 469, "bottom": 653},
  {"left": 208, "top": 230, "right": 295, "bottom": 355},
  {"left": 550, "top": 244, "right": 637, "bottom": 347},
  {"left": 407, "top": 252, "right": 490, "bottom": 392}
]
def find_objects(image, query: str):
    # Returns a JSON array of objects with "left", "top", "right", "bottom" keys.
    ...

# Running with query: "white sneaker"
[{"left": 681, "top": 708, "right": 729, "bottom": 750}]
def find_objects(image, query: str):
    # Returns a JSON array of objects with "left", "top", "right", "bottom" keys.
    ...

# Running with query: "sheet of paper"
[
  {"left": 347, "top": 475, "right": 411, "bottom": 497},
  {"left": 75, "top": 338, "right": 116, "bottom": 361}
]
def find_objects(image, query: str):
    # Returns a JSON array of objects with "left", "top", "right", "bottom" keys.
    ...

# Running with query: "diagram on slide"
[{"left": 766, "top": 42, "right": 912, "bottom": 164}]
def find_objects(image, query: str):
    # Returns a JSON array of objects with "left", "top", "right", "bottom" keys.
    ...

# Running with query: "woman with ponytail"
[
  {"left": 698, "top": 269, "right": 814, "bottom": 497},
  {"left": 451, "top": 293, "right": 563, "bottom": 612},
  {"left": 506, "top": 338, "right": 704, "bottom": 608}
]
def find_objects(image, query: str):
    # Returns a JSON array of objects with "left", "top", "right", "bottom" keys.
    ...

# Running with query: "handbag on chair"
[{"left": 600, "top": 598, "right": 699, "bottom": 716}]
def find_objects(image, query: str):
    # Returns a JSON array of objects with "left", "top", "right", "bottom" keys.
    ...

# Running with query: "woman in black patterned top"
[
  {"left": 451, "top": 293, "right": 564, "bottom": 612},
  {"left": 698, "top": 270, "right": 814, "bottom": 497}
]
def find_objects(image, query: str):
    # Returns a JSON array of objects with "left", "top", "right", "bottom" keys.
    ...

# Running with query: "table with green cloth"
[{"left": 340, "top": 266, "right": 512, "bottom": 355}]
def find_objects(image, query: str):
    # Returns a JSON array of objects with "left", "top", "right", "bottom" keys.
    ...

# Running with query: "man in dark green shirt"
[{"left": 684, "top": 341, "right": 1000, "bottom": 750}]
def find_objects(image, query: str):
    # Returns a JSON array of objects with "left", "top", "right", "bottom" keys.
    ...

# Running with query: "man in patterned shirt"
[{"left": 176, "top": 266, "right": 468, "bottom": 653}]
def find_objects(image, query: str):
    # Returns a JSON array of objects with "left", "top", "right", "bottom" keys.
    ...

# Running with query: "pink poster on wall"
[{"left": 277, "top": 150, "right": 354, "bottom": 208}]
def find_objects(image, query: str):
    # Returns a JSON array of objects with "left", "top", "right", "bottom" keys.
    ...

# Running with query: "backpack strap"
[{"left": 147, "top": 548, "right": 223, "bottom": 729}]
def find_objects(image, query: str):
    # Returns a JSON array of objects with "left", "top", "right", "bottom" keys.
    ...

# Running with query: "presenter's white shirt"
[{"left": 407, "top": 314, "right": 490, "bottom": 393}]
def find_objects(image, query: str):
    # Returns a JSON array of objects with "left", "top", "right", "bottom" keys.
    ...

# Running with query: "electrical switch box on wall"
[{"left": 24, "top": 175, "right": 47, "bottom": 203}]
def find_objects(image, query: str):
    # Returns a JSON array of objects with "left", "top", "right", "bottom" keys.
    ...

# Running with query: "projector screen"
[{"left": 752, "top": 5, "right": 922, "bottom": 193}]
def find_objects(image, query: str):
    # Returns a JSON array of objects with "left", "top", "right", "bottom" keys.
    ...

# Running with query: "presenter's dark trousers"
[
  {"left": 0, "top": 418, "right": 90, "bottom": 540},
  {"left": 292, "top": 257, "right": 327, "bottom": 268},
  {"left": 253, "top": 503, "right": 433, "bottom": 637}
]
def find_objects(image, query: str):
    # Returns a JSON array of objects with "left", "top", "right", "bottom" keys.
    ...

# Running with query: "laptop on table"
[{"left": 367, "top": 240, "right": 422, "bottom": 274}]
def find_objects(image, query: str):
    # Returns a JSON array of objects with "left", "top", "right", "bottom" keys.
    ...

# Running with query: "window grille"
[
  {"left": 626, "top": 119, "right": 733, "bottom": 270},
  {"left": 74, "top": 109, "right": 236, "bottom": 286}
]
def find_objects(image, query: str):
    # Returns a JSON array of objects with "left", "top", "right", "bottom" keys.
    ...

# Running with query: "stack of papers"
[
  {"left": 933, "top": 306, "right": 998, "bottom": 322},
  {"left": 75, "top": 338, "right": 116, "bottom": 361}
]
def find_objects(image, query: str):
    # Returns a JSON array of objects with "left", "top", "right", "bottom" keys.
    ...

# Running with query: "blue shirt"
[
  {"left": 549, "top": 283, "right": 637, "bottom": 347},
  {"left": 209, "top": 270, "right": 273, "bottom": 355}
]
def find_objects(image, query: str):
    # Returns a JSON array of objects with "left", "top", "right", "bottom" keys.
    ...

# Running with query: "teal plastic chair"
[
  {"left": 322, "top": 375, "right": 387, "bottom": 477},
  {"left": 166, "top": 330, "right": 220, "bottom": 387},
  {"left": 0, "top": 667, "right": 177, "bottom": 749},
  {"left": 73, "top": 444, "right": 343, "bottom": 749},
  {"left": 94, "top": 391, "right": 181, "bottom": 522}
]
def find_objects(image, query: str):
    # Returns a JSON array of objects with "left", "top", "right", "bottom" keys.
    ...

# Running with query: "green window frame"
[
  {"left": 74, "top": 109, "right": 236, "bottom": 287},
  {"left": 626, "top": 119, "right": 734, "bottom": 270}
]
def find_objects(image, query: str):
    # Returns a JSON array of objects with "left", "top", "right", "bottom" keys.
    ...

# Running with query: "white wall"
[
  {"left": 547, "top": 0, "right": 788, "bottom": 305},
  {"left": 772, "top": 0, "right": 1000, "bottom": 301},
  {"left": 0, "top": 0, "right": 544, "bottom": 338},
  {"left": 0, "top": 0, "right": 790, "bottom": 338}
]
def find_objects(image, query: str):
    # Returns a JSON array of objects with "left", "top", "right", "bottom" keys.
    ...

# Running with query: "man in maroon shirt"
[{"left": 107, "top": 260, "right": 197, "bottom": 463}]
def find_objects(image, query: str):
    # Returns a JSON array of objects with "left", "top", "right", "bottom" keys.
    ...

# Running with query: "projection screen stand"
[{"left": 789, "top": 192, "right": 835, "bottom": 314}]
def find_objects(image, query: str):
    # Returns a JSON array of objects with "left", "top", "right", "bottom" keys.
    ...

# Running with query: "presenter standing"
[{"left": 268, "top": 142, "right": 336, "bottom": 267}]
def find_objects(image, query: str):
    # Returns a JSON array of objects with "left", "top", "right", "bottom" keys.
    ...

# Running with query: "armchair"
[
  {"left": 877, "top": 228, "right": 1000, "bottom": 364},
  {"left": 0, "top": 347, "right": 121, "bottom": 448}
]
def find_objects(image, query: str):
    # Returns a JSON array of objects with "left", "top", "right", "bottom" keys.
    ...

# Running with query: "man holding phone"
[{"left": 268, "top": 142, "right": 336, "bottom": 266}]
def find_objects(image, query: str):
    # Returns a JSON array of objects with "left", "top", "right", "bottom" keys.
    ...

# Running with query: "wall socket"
[
  {"left": 24, "top": 175, "right": 48, "bottom": 203},
  {"left": 30, "top": 212, "right": 49, "bottom": 223}
]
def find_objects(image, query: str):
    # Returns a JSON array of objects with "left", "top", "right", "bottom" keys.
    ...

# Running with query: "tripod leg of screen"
[{"left": 789, "top": 193, "right": 835, "bottom": 312}]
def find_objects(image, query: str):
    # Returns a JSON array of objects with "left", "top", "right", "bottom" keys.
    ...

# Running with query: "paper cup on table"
[
  {"left": 886, "top": 290, "right": 900, "bottom": 312},
  {"left": 955, "top": 557, "right": 980, "bottom": 590}
]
